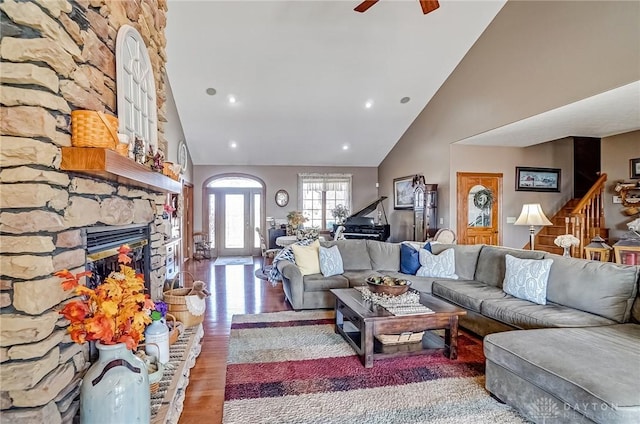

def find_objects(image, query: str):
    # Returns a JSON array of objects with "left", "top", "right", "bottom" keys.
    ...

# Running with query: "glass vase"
[
  {"left": 80, "top": 342, "right": 150, "bottom": 424},
  {"left": 563, "top": 247, "right": 571, "bottom": 257}
]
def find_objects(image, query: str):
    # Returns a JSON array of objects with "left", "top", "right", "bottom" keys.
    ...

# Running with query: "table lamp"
[{"left": 514, "top": 203, "right": 552, "bottom": 250}]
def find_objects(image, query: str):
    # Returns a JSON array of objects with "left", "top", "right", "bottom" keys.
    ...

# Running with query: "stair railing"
[{"left": 566, "top": 173, "right": 607, "bottom": 257}]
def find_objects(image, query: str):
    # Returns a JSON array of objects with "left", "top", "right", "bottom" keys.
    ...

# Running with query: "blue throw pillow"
[{"left": 400, "top": 242, "right": 433, "bottom": 275}]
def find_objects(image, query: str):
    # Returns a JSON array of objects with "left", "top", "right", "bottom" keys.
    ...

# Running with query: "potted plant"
[{"left": 331, "top": 204, "right": 350, "bottom": 224}]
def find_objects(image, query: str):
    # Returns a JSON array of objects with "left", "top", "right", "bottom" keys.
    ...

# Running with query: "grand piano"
[{"left": 333, "top": 196, "right": 390, "bottom": 241}]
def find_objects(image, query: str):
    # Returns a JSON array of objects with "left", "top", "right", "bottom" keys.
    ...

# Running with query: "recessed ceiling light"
[
  {"left": 365, "top": 100, "right": 373, "bottom": 109},
  {"left": 342, "top": 144, "right": 350, "bottom": 151},
  {"left": 228, "top": 95, "right": 237, "bottom": 104},
  {"left": 229, "top": 140, "right": 237, "bottom": 148},
  {"left": 205, "top": 88, "right": 217, "bottom": 96},
  {"left": 400, "top": 97, "right": 411, "bottom": 104}
]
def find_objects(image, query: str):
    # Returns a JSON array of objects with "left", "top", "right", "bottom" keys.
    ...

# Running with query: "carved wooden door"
[{"left": 457, "top": 173, "right": 502, "bottom": 245}]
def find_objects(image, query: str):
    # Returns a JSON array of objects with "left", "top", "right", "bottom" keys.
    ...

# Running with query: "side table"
[{"left": 613, "top": 244, "right": 640, "bottom": 265}]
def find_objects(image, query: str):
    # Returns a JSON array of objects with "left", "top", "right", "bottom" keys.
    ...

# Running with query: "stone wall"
[{"left": 0, "top": 1, "right": 170, "bottom": 422}]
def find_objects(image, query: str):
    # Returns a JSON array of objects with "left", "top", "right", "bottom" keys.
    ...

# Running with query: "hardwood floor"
[{"left": 177, "top": 258, "right": 292, "bottom": 424}]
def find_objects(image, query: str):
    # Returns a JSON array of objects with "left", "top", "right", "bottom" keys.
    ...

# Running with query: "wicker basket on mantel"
[{"left": 71, "top": 110, "right": 119, "bottom": 149}]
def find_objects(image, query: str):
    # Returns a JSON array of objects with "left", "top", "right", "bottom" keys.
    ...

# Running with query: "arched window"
[
  {"left": 207, "top": 177, "right": 262, "bottom": 188},
  {"left": 116, "top": 25, "right": 158, "bottom": 151}
]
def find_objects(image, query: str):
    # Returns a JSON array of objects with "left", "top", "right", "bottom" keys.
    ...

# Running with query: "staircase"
[{"left": 529, "top": 174, "right": 609, "bottom": 257}]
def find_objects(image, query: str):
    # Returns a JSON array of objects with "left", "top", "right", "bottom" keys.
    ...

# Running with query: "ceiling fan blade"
[
  {"left": 419, "top": 0, "right": 440, "bottom": 14},
  {"left": 354, "top": 0, "right": 379, "bottom": 13}
]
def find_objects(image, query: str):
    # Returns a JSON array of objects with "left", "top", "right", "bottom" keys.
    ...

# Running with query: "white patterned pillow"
[
  {"left": 416, "top": 248, "right": 458, "bottom": 279},
  {"left": 319, "top": 245, "right": 344, "bottom": 277},
  {"left": 502, "top": 254, "right": 553, "bottom": 305}
]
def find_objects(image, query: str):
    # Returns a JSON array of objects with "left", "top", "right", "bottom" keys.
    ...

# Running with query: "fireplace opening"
[{"left": 83, "top": 224, "right": 151, "bottom": 291}]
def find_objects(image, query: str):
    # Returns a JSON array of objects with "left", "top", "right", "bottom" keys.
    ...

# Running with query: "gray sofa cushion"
[
  {"left": 431, "top": 244, "right": 482, "bottom": 280},
  {"left": 321, "top": 239, "right": 372, "bottom": 270},
  {"left": 474, "top": 245, "right": 545, "bottom": 288},
  {"left": 544, "top": 253, "right": 640, "bottom": 323},
  {"left": 481, "top": 297, "right": 616, "bottom": 329},
  {"left": 432, "top": 280, "right": 508, "bottom": 313},
  {"left": 367, "top": 240, "right": 401, "bottom": 271},
  {"left": 303, "top": 273, "right": 349, "bottom": 292},
  {"left": 343, "top": 270, "right": 382, "bottom": 287},
  {"left": 484, "top": 325, "right": 640, "bottom": 423}
]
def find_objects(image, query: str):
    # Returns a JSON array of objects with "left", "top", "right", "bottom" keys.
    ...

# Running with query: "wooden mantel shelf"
[{"left": 61, "top": 147, "right": 181, "bottom": 194}]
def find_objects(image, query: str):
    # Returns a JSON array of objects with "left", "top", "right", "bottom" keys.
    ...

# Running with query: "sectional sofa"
[{"left": 275, "top": 239, "right": 640, "bottom": 423}]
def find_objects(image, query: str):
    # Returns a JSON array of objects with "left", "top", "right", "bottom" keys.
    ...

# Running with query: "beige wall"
[
  {"left": 378, "top": 0, "right": 640, "bottom": 242},
  {"left": 450, "top": 139, "right": 574, "bottom": 248},
  {"left": 192, "top": 165, "right": 378, "bottom": 232},
  {"left": 602, "top": 131, "right": 640, "bottom": 241},
  {"left": 164, "top": 76, "right": 193, "bottom": 184}
]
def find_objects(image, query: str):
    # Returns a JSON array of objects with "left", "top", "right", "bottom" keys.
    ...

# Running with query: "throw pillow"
[
  {"left": 502, "top": 254, "right": 553, "bottom": 305},
  {"left": 319, "top": 245, "right": 344, "bottom": 277},
  {"left": 416, "top": 248, "right": 459, "bottom": 279},
  {"left": 291, "top": 240, "right": 321, "bottom": 276},
  {"left": 400, "top": 242, "right": 432, "bottom": 275}
]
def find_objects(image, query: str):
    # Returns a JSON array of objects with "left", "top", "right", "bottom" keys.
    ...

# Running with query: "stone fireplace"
[{"left": 0, "top": 1, "right": 172, "bottom": 422}]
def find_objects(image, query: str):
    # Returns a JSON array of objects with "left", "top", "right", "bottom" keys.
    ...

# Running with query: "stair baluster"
[{"left": 532, "top": 174, "right": 608, "bottom": 258}]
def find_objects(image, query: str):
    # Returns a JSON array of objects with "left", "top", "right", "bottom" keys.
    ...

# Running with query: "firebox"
[{"left": 83, "top": 224, "right": 151, "bottom": 291}]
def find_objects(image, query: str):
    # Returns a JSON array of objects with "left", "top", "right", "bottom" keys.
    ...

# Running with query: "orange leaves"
[
  {"left": 85, "top": 314, "right": 116, "bottom": 343},
  {"left": 117, "top": 244, "right": 132, "bottom": 264},
  {"left": 57, "top": 244, "right": 150, "bottom": 350},
  {"left": 60, "top": 301, "right": 89, "bottom": 322},
  {"left": 117, "top": 334, "right": 137, "bottom": 350},
  {"left": 55, "top": 269, "right": 92, "bottom": 290}
]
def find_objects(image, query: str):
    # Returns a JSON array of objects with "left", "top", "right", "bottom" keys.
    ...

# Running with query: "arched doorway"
[{"left": 204, "top": 174, "right": 265, "bottom": 257}]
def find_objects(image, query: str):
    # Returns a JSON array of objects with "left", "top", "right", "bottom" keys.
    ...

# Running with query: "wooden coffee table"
[{"left": 330, "top": 288, "right": 466, "bottom": 368}]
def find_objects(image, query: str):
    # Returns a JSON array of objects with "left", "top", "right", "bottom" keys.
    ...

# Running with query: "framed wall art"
[
  {"left": 515, "top": 167, "right": 561, "bottom": 192},
  {"left": 630, "top": 158, "right": 640, "bottom": 179},
  {"left": 393, "top": 176, "right": 414, "bottom": 209}
]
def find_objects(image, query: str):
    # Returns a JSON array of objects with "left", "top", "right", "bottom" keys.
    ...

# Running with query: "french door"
[{"left": 207, "top": 188, "right": 261, "bottom": 257}]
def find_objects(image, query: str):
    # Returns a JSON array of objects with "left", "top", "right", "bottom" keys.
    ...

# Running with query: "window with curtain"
[{"left": 298, "top": 173, "right": 352, "bottom": 230}]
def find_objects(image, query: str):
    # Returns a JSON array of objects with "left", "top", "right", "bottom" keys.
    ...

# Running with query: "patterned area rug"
[
  {"left": 213, "top": 256, "right": 254, "bottom": 266},
  {"left": 223, "top": 311, "right": 529, "bottom": 423}
]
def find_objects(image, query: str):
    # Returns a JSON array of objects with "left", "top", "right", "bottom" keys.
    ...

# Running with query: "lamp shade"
[{"left": 514, "top": 204, "right": 552, "bottom": 226}]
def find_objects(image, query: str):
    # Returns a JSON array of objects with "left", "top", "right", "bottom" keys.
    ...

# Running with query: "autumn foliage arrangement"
[{"left": 57, "top": 245, "right": 154, "bottom": 350}]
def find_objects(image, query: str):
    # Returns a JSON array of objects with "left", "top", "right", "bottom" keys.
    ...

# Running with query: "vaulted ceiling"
[
  {"left": 165, "top": 1, "right": 640, "bottom": 167},
  {"left": 166, "top": 0, "right": 506, "bottom": 166}
]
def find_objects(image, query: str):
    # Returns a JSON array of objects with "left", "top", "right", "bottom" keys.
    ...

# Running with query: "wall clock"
[
  {"left": 178, "top": 141, "right": 188, "bottom": 173},
  {"left": 275, "top": 189, "right": 289, "bottom": 207}
]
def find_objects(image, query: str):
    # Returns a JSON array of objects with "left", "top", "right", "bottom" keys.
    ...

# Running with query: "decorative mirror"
[
  {"left": 275, "top": 190, "right": 289, "bottom": 207},
  {"left": 116, "top": 25, "right": 158, "bottom": 151}
]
